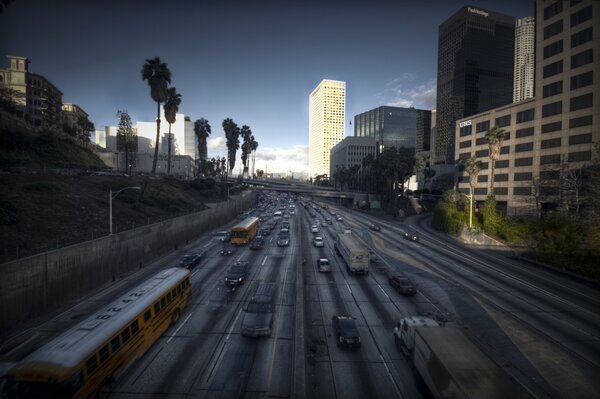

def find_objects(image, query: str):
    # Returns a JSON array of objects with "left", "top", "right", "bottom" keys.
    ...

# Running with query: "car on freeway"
[
  {"left": 313, "top": 236, "right": 324, "bottom": 248},
  {"left": 220, "top": 243, "right": 234, "bottom": 256},
  {"left": 250, "top": 236, "right": 264, "bottom": 250},
  {"left": 259, "top": 227, "right": 271, "bottom": 236},
  {"left": 225, "top": 261, "right": 249, "bottom": 286},
  {"left": 336, "top": 216, "right": 343, "bottom": 221},
  {"left": 277, "top": 235, "right": 290, "bottom": 247},
  {"left": 403, "top": 231, "right": 419, "bottom": 242},
  {"left": 317, "top": 258, "right": 331, "bottom": 272},
  {"left": 369, "top": 223, "right": 381, "bottom": 232},
  {"left": 389, "top": 275, "right": 417, "bottom": 296},
  {"left": 332, "top": 315, "right": 361, "bottom": 348},
  {"left": 310, "top": 225, "right": 319, "bottom": 233},
  {"left": 213, "top": 230, "right": 231, "bottom": 242},
  {"left": 325, "top": 217, "right": 332, "bottom": 225},
  {"left": 178, "top": 251, "right": 203, "bottom": 269}
]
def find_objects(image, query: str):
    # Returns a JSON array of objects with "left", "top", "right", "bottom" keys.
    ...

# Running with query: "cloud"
[
  {"left": 254, "top": 145, "right": 308, "bottom": 173},
  {"left": 207, "top": 136, "right": 225, "bottom": 152},
  {"left": 377, "top": 75, "right": 437, "bottom": 110}
]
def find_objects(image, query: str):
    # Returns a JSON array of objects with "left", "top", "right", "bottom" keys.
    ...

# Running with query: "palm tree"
[
  {"left": 194, "top": 118, "right": 211, "bottom": 176},
  {"left": 240, "top": 125, "right": 252, "bottom": 178},
  {"left": 222, "top": 118, "right": 240, "bottom": 174},
  {"left": 163, "top": 87, "right": 181, "bottom": 175},
  {"left": 141, "top": 57, "right": 171, "bottom": 176},
  {"left": 250, "top": 136, "right": 258, "bottom": 178},
  {"left": 463, "top": 156, "right": 482, "bottom": 228},
  {"left": 484, "top": 126, "right": 506, "bottom": 196}
]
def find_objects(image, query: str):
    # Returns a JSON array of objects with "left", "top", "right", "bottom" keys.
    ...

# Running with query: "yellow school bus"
[
  {"left": 1, "top": 267, "right": 192, "bottom": 398},
  {"left": 230, "top": 216, "right": 260, "bottom": 245}
]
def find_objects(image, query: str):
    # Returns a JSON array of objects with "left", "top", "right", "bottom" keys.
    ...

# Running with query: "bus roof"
[
  {"left": 16, "top": 268, "right": 190, "bottom": 369},
  {"left": 231, "top": 216, "right": 260, "bottom": 231}
]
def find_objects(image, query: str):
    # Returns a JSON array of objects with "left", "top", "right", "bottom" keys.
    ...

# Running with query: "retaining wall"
[{"left": 0, "top": 192, "right": 257, "bottom": 343}]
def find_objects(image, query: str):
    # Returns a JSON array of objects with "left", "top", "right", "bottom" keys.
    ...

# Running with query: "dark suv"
[
  {"left": 250, "top": 236, "right": 264, "bottom": 250},
  {"left": 225, "top": 261, "right": 249, "bottom": 286},
  {"left": 332, "top": 315, "right": 361, "bottom": 348},
  {"left": 389, "top": 275, "right": 417, "bottom": 296},
  {"left": 178, "top": 251, "right": 203, "bottom": 269}
]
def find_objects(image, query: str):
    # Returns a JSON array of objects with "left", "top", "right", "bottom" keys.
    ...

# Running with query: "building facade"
[
  {"left": 61, "top": 103, "right": 88, "bottom": 128},
  {"left": 354, "top": 106, "right": 430, "bottom": 152},
  {"left": 513, "top": 16, "right": 536, "bottom": 103},
  {"left": 455, "top": 0, "right": 599, "bottom": 216},
  {"left": 329, "top": 136, "right": 377, "bottom": 178},
  {"left": 309, "top": 79, "right": 346, "bottom": 178},
  {"left": 435, "top": 6, "right": 516, "bottom": 164},
  {"left": 0, "top": 55, "right": 63, "bottom": 127}
]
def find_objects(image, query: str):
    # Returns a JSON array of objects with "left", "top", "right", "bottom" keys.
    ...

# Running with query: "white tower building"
[
  {"left": 308, "top": 79, "right": 346, "bottom": 179},
  {"left": 513, "top": 16, "right": 535, "bottom": 103}
]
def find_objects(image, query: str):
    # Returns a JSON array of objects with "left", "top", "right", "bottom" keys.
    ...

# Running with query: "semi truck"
[
  {"left": 394, "top": 316, "right": 531, "bottom": 399},
  {"left": 334, "top": 232, "right": 369, "bottom": 275}
]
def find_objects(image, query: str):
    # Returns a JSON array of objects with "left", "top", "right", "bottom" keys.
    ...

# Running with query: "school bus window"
[
  {"left": 167, "top": 292, "right": 172, "bottom": 302},
  {"left": 86, "top": 354, "right": 98, "bottom": 375},
  {"left": 111, "top": 336, "right": 120, "bottom": 353},
  {"left": 121, "top": 327, "right": 130, "bottom": 343},
  {"left": 161, "top": 297, "right": 166, "bottom": 307},
  {"left": 176, "top": 286, "right": 181, "bottom": 295},
  {"left": 144, "top": 309, "right": 151, "bottom": 321},
  {"left": 99, "top": 345, "right": 110, "bottom": 363},
  {"left": 131, "top": 320, "right": 139, "bottom": 335},
  {"left": 171, "top": 288, "right": 176, "bottom": 298},
  {"left": 154, "top": 303, "right": 160, "bottom": 314}
]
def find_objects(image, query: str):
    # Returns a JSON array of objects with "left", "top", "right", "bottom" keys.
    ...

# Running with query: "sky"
[{"left": 0, "top": 0, "right": 534, "bottom": 173}]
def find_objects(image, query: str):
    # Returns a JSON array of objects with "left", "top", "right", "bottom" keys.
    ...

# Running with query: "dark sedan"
[{"left": 389, "top": 275, "right": 417, "bottom": 296}]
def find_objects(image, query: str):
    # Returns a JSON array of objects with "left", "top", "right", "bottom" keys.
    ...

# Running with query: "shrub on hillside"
[
  {"left": 432, "top": 201, "right": 465, "bottom": 235},
  {"left": 482, "top": 196, "right": 502, "bottom": 234}
]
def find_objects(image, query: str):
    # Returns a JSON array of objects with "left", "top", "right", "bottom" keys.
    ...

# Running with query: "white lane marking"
[
  {"left": 345, "top": 280, "right": 352, "bottom": 294},
  {"left": 226, "top": 307, "right": 244, "bottom": 341},
  {"left": 203, "top": 243, "right": 211, "bottom": 248},
  {"left": 378, "top": 285, "right": 390, "bottom": 299},
  {"left": 192, "top": 270, "right": 200, "bottom": 277},
  {"left": 261, "top": 255, "right": 268, "bottom": 266},
  {"left": 167, "top": 312, "right": 193, "bottom": 344}
]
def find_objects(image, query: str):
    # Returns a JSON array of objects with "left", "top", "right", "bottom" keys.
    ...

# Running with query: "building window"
[
  {"left": 542, "top": 101, "right": 562, "bottom": 117},
  {"left": 544, "top": 19, "right": 564, "bottom": 40},
  {"left": 544, "top": 1, "right": 563, "bottom": 20},
  {"left": 542, "top": 121, "right": 562, "bottom": 133},
  {"left": 571, "top": 5, "right": 593, "bottom": 27},
  {"left": 476, "top": 120, "right": 490, "bottom": 133},
  {"left": 569, "top": 132, "right": 592, "bottom": 145},
  {"left": 495, "top": 115, "right": 511, "bottom": 127},
  {"left": 516, "top": 127, "right": 534, "bottom": 138},
  {"left": 540, "top": 154, "right": 561, "bottom": 165},
  {"left": 543, "top": 80, "right": 563, "bottom": 98},
  {"left": 496, "top": 160, "right": 509, "bottom": 168},
  {"left": 474, "top": 188, "right": 488, "bottom": 195},
  {"left": 571, "top": 49, "right": 593, "bottom": 69},
  {"left": 570, "top": 93, "right": 593, "bottom": 111},
  {"left": 477, "top": 175, "right": 488, "bottom": 182},
  {"left": 515, "top": 142, "right": 534, "bottom": 152},
  {"left": 514, "top": 187, "right": 532, "bottom": 196},
  {"left": 515, "top": 157, "right": 533, "bottom": 167},
  {"left": 543, "top": 60, "right": 563, "bottom": 78},
  {"left": 541, "top": 138, "right": 562, "bottom": 149},
  {"left": 500, "top": 146, "right": 510, "bottom": 155},
  {"left": 475, "top": 149, "right": 489, "bottom": 157},
  {"left": 480, "top": 162, "right": 489, "bottom": 170},
  {"left": 541, "top": 186, "right": 560, "bottom": 196},
  {"left": 494, "top": 174, "right": 509, "bottom": 182},
  {"left": 476, "top": 137, "right": 487, "bottom": 145},
  {"left": 514, "top": 172, "right": 532, "bottom": 181},
  {"left": 568, "top": 151, "right": 592, "bottom": 162},
  {"left": 571, "top": 27, "right": 593, "bottom": 48},
  {"left": 569, "top": 115, "right": 592, "bottom": 128},
  {"left": 494, "top": 187, "right": 508, "bottom": 196},
  {"left": 459, "top": 152, "right": 471, "bottom": 160},
  {"left": 459, "top": 125, "right": 472, "bottom": 136},
  {"left": 516, "top": 109, "right": 535, "bottom": 123},
  {"left": 571, "top": 71, "right": 593, "bottom": 90},
  {"left": 544, "top": 40, "right": 563, "bottom": 59},
  {"left": 541, "top": 170, "right": 560, "bottom": 180},
  {"left": 459, "top": 140, "right": 472, "bottom": 148}
]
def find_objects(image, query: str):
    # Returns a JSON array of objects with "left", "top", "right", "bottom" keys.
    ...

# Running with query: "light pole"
[
  {"left": 110, "top": 186, "right": 141, "bottom": 235},
  {"left": 460, "top": 192, "right": 474, "bottom": 229}
]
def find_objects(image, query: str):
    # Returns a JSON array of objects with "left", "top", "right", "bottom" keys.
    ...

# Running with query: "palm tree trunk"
[
  {"left": 490, "top": 159, "right": 495, "bottom": 196},
  {"left": 151, "top": 101, "right": 161, "bottom": 176},
  {"left": 167, "top": 123, "right": 172, "bottom": 175}
]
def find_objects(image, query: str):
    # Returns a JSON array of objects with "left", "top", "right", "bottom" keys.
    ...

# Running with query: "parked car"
[
  {"left": 389, "top": 275, "right": 417, "bottom": 296},
  {"left": 178, "top": 251, "right": 203, "bottom": 269},
  {"left": 403, "top": 232, "right": 419, "bottom": 242},
  {"left": 250, "top": 236, "right": 264, "bottom": 250},
  {"left": 313, "top": 236, "right": 324, "bottom": 248},
  {"left": 369, "top": 223, "right": 381, "bottom": 232},
  {"left": 317, "top": 258, "right": 331, "bottom": 272},
  {"left": 225, "top": 261, "right": 249, "bottom": 286},
  {"left": 332, "top": 315, "right": 361, "bottom": 348}
]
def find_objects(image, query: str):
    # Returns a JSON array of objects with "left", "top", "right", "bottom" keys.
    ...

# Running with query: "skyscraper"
[
  {"left": 513, "top": 16, "right": 536, "bottom": 103},
  {"left": 435, "top": 6, "right": 516, "bottom": 164},
  {"left": 309, "top": 79, "right": 346, "bottom": 178}
]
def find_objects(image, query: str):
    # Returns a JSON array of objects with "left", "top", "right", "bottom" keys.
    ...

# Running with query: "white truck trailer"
[
  {"left": 394, "top": 317, "right": 531, "bottom": 399},
  {"left": 334, "top": 232, "right": 369, "bottom": 275}
]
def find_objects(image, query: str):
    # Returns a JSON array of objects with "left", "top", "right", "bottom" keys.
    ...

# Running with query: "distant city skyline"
[{"left": 0, "top": 0, "right": 534, "bottom": 172}]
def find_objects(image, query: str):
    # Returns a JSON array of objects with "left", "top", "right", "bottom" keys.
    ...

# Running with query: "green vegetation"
[{"left": 433, "top": 189, "right": 600, "bottom": 280}]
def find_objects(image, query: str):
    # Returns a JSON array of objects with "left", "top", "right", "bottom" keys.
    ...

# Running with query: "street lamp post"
[
  {"left": 110, "top": 186, "right": 141, "bottom": 235},
  {"left": 460, "top": 192, "right": 474, "bottom": 229}
]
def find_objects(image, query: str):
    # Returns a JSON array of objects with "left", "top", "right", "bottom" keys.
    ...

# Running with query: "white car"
[
  {"left": 313, "top": 236, "right": 324, "bottom": 248},
  {"left": 311, "top": 225, "right": 319, "bottom": 233}
]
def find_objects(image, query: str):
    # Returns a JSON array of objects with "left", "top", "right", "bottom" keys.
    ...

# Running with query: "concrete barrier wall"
[{"left": 0, "top": 192, "right": 257, "bottom": 343}]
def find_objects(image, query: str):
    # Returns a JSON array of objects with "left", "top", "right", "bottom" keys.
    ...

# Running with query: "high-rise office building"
[
  {"left": 354, "top": 106, "right": 430, "bottom": 151},
  {"left": 435, "top": 6, "right": 516, "bottom": 164},
  {"left": 309, "top": 79, "right": 346, "bottom": 178},
  {"left": 514, "top": 16, "right": 536, "bottom": 103},
  {"left": 455, "top": 0, "right": 598, "bottom": 215}
]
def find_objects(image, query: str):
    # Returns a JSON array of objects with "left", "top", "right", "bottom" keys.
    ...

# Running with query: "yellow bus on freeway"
[
  {"left": 230, "top": 216, "right": 260, "bottom": 245},
  {"left": 1, "top": 267, "right": 192, "bottom": 398}
]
